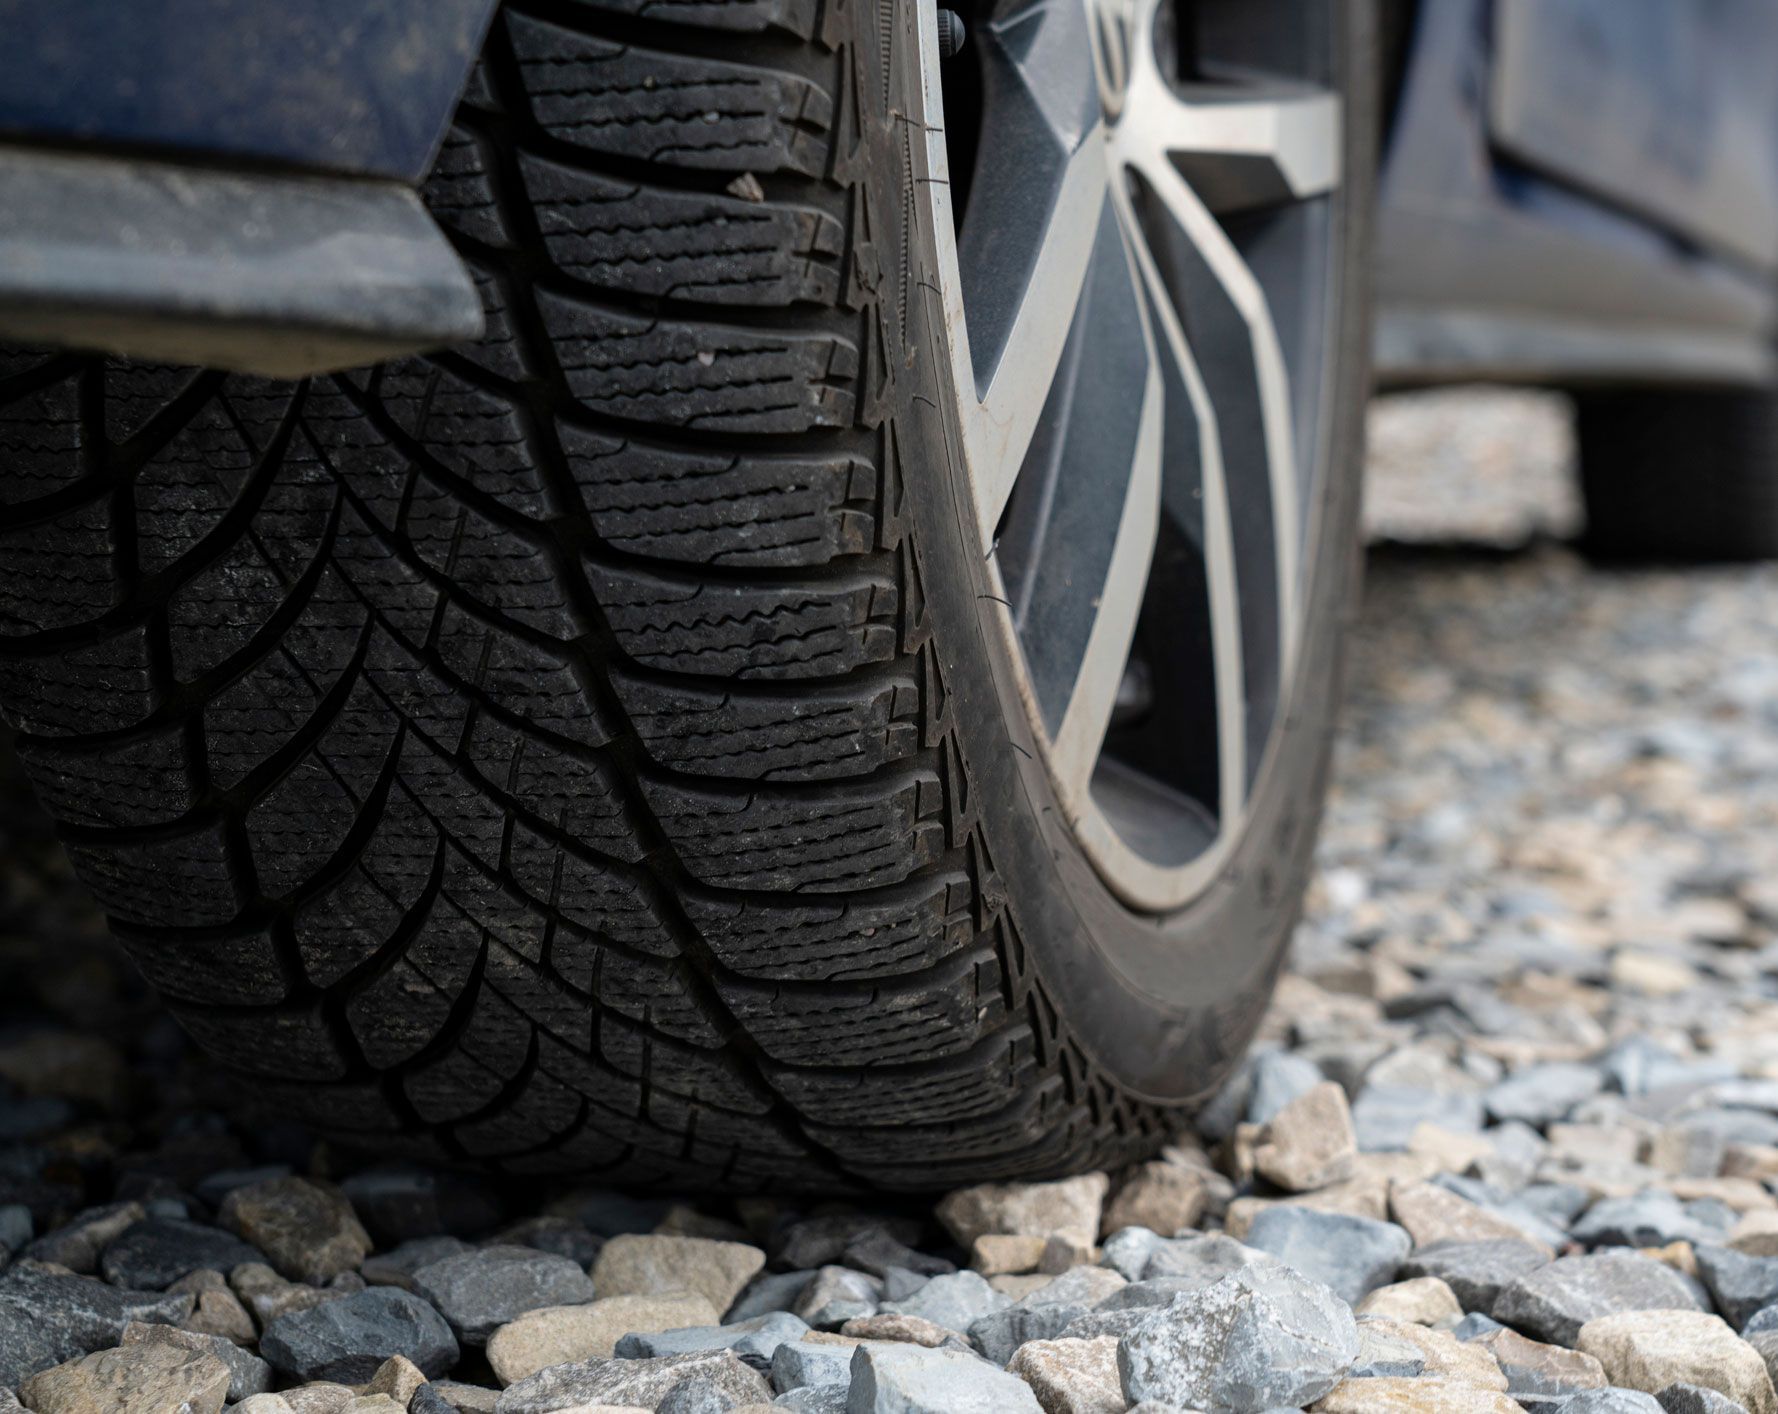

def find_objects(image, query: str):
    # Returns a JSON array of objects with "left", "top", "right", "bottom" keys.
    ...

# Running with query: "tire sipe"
[{"left": 0, "top": 0, "right": 1376, "bottom": 1189}]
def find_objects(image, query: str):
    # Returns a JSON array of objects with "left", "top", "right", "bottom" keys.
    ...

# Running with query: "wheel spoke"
[{"left": 1154, "top": 85, "right": 1343, "bottom": 213}]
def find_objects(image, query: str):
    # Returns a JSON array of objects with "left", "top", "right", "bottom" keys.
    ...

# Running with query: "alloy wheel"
[{"left": 916, "top": 0, "right": 1348, "bottom": 911}]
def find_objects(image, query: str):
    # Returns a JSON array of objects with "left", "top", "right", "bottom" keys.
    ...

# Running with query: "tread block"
[
  {"left": 537, "top": 289, "right": 857, "bottom": 433},
  {"left": 15, "top": 726, "right": 191, "bottom": 828},
  {"left": 645, "top": 770, "right": 945, "bottom": 893},
  {"left": 507, "top": 13, "right": 833, "bottom": 177},
  {"left": 462, "top": 712, "right": 643, "bottom": 860},
  {"left": 766, "top": 1030, "right": 1043, "bottom": 1125},
  {"left": 432, "top": 603, "right": 612, "bottom": 748},
  {"left": 294, "top": 788, "right": 440, "bottom": 984},
  {"left": 560, "top": 421, "right": 876, "bottom": 568},
  {"left": 717, "top": 955, "right": 1004, "bottom": 1067},
  {"left": 174, "top": 1004, "right": 350, "bottom": 1082},
  {"left": 119, "top": 926, "right": 289, "bottom": 1007},
  {"left": 599, "top": 952, "right": 725, "bottom": 1046},
  {"left": 683, "top": 872, "right": 971, "bottom": 980},
  {"left": 454, "top": 1067, "right": 583, "bottom": 1158},
  {"left": 615, "top": 669, "right": 918, "bottom": 781},
  {"left": 0, "top": 498, "right": 119, "bottom": 636},
  {"left": 0, "top": 367, "right": 85, "bottom": 506},
  {"left": 399, "top": 478, "right": 575, "bottom": 639},
  {"left": 521, "top": 153, "right": 844, "bottom": 308},
  {"left": 167, "top": 534, "right": 299, "bottom": 682},
  {"left": 508, "top": 818, "right": 679, "bottom": 956},
  {"left": 0, "top": 625, "right": 156, "bottom": 736},
  {"left": 586, "top": 560, "right": 897, "bottom": 681},
  {"left": 131, "top": 396, "right": 258, "bottom": 575},
  {"left": 347, "top": 959, "right": 459, "bottom": 1069},
  {"left": 423, "top": 125, "right": 514, "bottom": 249},
  {"left": 65, "top": 818, "right": 245, "bottom": 927},
  {"left": 374, "top": 365, "right": 550, "bottom": 519}
]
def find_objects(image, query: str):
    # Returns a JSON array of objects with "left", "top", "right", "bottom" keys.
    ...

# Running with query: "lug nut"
[{"left": 936, "top": 8, "right": 968, "bottom": 60}]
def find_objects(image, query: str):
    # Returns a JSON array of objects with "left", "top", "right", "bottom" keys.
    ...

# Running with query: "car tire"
[
  {"left": 0, "top": 0, "right": 1376, "bottom": 1189},
  {"left": 1577, "top": 387, "right": 1778, "bottom": 561}
]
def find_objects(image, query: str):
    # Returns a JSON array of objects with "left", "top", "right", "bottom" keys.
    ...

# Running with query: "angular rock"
[
  {"left": 878, "top": 1271, "right": 1008, "bottom": 1335},
  {"left": 20, "top": 1339, "right": 231, "bottom": 1414},
  {"left": 1352, "top": 1087, "right": 1484, "bottom": 1152},
  {"left": 613, "top": 1309, "right": 805, "bottom": 1370},
  {"left": 770, "top": 1216, "right": 921, "bottom": 1273},
  {"left": 590, "top": 1235, "right": 764, "bottom": 1319},
  {"left": 259, "top": 1287, "right": 459, "bottom": 1383},
  {"left": 971, "top": 1235, "right": 1048, "bottom": 1276},
  {"left": 1007, "top": 1336, "right": 1122, "bottom": 1414},
  {"left": 1485, "top": 1063, "right": 1605, "bottom": 1127},
  {"left": 965, "top": 1267, "right": 1126, "bottom": 1366},
  {"left": 362, "top": 1353, "right": 429, "bottom": 1406},
  {"left": 1657, "top": 1383, "right": 1756, "bottom": 1414},
  {"left": 1472, "top": 1326, "right": 1608, "bottom": 1397},
  {"left": 848, "top": 1342, "right": 1042, "bottom": 1413},
  {"left": 1360, "top": 1316, "right": 1508, "bottom": 1391},
  {"left": 493, "top": 1350, "right": 771, "bottom": 1413},
  {"left": 489, "top": 1217, "right": 603, "bottom": 1268},
  {"left": 1697, "top": 1245, "right": 1778, "bottom": 1331},
  {"left": 1576, "top": 1192, "right": 1723, "bottom": 1250},
  {"left": 936, "top": 1176, "right": 1108, "bottom": 1251},
  {"left": 0, "top": 1266, "right": 193, "bottom": 1387},
  {"left": 230, "top": 1262, "right": 342, "bottom": 1326},
  {"left": 24, "top": 1203, "right": 144, "bottom": 1274},
  {"left": 726, "top": 1270, "right": 814, "bottom": 1323},
  {"left": 793, "top": 1267, "right": 881, "bottom": 1328},
  {"left": 1493, "top": 1253, "right": 1707, "bottom": 1346},
  {"left": 1356, "top": 1276, "right": 1463, "bottom": 1325},
  {"left": 1578, "top": 1310, "right": 1776, "bottom": 1414},
  {"left": 1099, "top": 1165, "right": 1207, "bottom": 1241},
  {"left": 1117, "top": 1264, "right": 1358, "bottom": 1410},
  {"left": 838, "top": 1313, "right": 955, "bottom": 1349},
  {"left": 1558, "top": 1393, "right": 1668, "bottom": 1413},
  {"left": 1248, "top": 1050, "right": 1326, "bottom": 1125},
  {"left": 1254, "top": 1083, "right": 1359, "bottom": 1193},
  {"left": 412, "top": 1245, "right": 597, "bottom": 1345},
  {"left": 1401, "top": 1239, "right": 1551, "bottom": 1312},
  {"left": 1312, "top": 1375, "right": 1522, "bottom": 1411},
  {"left": 97, "top": 1217, "right": 261, "bottom": 1290},
  {"left": 362, "top": 1237, "right": 473, "bottom": 1293},
  {"left": 488, "top": 1292, "right": 721, "bottom": 1383},
  {"left": 1352, "top": 1320, "right": 1427, "bottom": 1378},
  {"left": 769, "top": 1336, "right": 861, "bottom": 1393},
  {"left": 1243, "top": 1205, "right": 1412, "bottom": 1305},
  {"left": 122, "top": 1318, "right": 273, "bottom": 1401},
  {"left": 219, "top": 1178, "right": 372, "bottom": 1286},
  {"left": 1391, "top": 1182, "right": 1554, "bottom": 1255}
]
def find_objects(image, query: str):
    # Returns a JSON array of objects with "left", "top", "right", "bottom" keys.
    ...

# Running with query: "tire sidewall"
[{"left": 890, "top": 1, "right": 1379, "bottom": 1103}]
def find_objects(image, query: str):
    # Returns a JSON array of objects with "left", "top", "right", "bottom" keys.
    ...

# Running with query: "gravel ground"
[{"left": 2, "top": 389, "right": 1778, "bottom": 1412}]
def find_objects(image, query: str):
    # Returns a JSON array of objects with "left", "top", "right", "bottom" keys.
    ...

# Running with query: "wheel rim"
[{"left": 916, "top": 0, "right": 1347, "bottom": 913}]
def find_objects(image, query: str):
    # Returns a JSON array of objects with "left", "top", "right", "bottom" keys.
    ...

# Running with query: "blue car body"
[{"left": 0, "top": 0, "right": 1772, "bottom": 389}]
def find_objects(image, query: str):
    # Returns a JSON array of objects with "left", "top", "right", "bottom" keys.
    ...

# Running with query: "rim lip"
[{"left": 914, "top": 1, "right": 1347, "bottom": 915}]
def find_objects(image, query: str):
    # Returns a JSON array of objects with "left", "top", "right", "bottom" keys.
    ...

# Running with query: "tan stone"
[
  {"left": 347, "top": 1398, "right": 404, "bottom": 1414},
  {"left": 21, "top": 1341, "right": 231, "bottom": 1414},
  {"left": 1726, "top": 1144, "right": 1778, "bottom": 1182},
  {"left": 1363, "top": 1318, "right": 1508, "bottom": 1392},
  {"left": 358, "top": 1354, "right": 427, "bottom": 1406},
  {"left": 1579, "top": 1309, "right": 1776, "bottom": 1413},
  {"left": 1549, "top": 1124, "right": 1644, "bottom": 1165},
  {"left": 1100, "top": 1162, "right": 1208, "bottom": 1238},
  {"left": 184, "top": 1283, "right": 257, "bottom": 1345},
  {"left": 1731, "top": 1209, "right": 1778, "bottom": 1257},
  {"left": 233, "top": 1398, "right": 297, "bottom": 1414},
  {"left": 590, "top": 1235, "right": 764, "bottom": 1317},
  {"left": 1352, "top": 1152, "right": 1444, "bottom": 1186},
  {"left": 971, "top": 1234, "right": 1047, "bottom": 1275},
  {"left": 282, "top": 1386, "right": 357, "bottom": 1414},
  {"left": 1223, "top": 1174, "right": 1389, "bottom": 1239},
  {"left": 427, "top": 1383, "right": 499, "bottom": 1413},
  {"left": 1472, "top": 1328, "right": 1606, "bottom": 1394},
  {"left": 219, "top": 1177, "right": 372, "bottom": 1285},
  {"left": 1406, "top": 1123, "right": 1494, "bottom": 1174},
  {"left": 1389, "top": 1181, "right": 1554, "bottom": 1256},
  {"left": 1355, "top": 1277, "right": 1463, "bottom": 1326},
  {"left": 1611, "top": 949, "right": 1697, "bottom": 997},
  {"left": 936, "top": 1173, "right": 1109, "bottom": 1249},
  {"left": 840, "top": 1313, "right": 954, "bottom": 1347},
  {"left": 486, "top": 1291, "right": 720, "bottom": 1384},
  {"left": 1668, "top": 1176, "right": 1778, "bottom": 1212},
  {"left": 1008, "top": 1336, "right": 1123, "bottom": 1414},
  {"left": 1254, "top": 1083, "right": 1359, "bottom": 1193},
  {"left": 1037, "top": 1236, "right": 1098, "bottom": 1274},
  {"left": 1313, "top": 1376, "right": 1522, "bottom": 1411}
]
